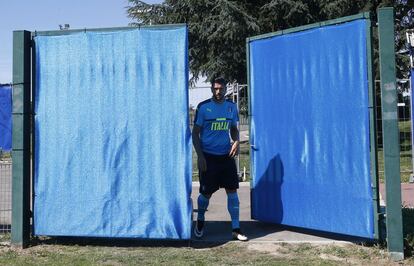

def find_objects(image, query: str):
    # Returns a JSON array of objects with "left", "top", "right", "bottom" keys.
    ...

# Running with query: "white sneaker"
[{"left": 232, "top": 228, "right": 248, "bottom": 241}]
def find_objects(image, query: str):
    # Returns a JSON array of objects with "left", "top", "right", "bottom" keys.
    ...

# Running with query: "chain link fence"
[
  {"left": 376, "top": 80, "right": 413, "bottom": 182},
  {"left": 0, "top": 155, "right": 12, "bottom": 234}
]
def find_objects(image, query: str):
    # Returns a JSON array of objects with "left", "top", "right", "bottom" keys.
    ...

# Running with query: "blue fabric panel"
[
  {"left": 0, "top": 85, "right": 12, "bottom": 151},
  {"left": 34, "top": 27, "right": 192, "bottom": 239},
  {"left": 249, "top": 20, "right": 374, "bottom": 238}
]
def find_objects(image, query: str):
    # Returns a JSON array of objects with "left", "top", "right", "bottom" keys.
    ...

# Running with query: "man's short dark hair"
[{"left": 211, "top": 77, "right": 227, "bottom": 89}]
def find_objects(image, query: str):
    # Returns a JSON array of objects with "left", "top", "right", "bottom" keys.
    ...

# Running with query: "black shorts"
[{"left": 199, "top": 152, "right": 239, "bottom": 195}]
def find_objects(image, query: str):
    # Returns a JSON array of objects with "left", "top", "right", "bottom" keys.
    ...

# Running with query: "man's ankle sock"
[
  {"left": 197, "top": 194, "right": 210, "bottom": 221},
  {"left": 227, "top": 192, "right": 240, "bottom": 229}
]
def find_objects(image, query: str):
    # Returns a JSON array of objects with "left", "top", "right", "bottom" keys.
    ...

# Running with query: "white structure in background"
[
  {"left": 189, "top": 76, "right": 245, "bottom": 108},
  {"left": 189, "top": 79, "right": 210, "bottom": 108}
]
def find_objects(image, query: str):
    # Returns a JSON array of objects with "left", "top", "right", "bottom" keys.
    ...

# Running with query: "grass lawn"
[
  {"left": 399, "top": 120, "right": 411, "bottom": 134},
  {"left": 0, "top": 235, "right": 411, "bottom": 265},
  {"left": 376, "top": 119, "right": 413, "bottom": 183},
  {"left": 377, "top": 149, "right": 412, "bottom": 183},
  {"left": 0, "top": 152, "right": 11, "bottom": 161},
  {"left": 0, "top": 207, "right": 413, "bottom": 264}
]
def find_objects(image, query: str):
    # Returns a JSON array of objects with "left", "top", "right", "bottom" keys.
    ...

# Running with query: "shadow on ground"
[{"left": 29, "top": 220, "right": 373, "bottom": 250}]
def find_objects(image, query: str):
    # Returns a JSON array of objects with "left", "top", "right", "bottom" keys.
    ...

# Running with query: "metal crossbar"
[{"left": 375, "top": 80, "right": 413, "bottom": 182}]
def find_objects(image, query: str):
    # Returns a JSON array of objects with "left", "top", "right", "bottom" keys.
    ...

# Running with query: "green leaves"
[
  {"left": 127, "top": 0, "right": 261, "bottom": 83},
  {"left": 318, "top": 0, "right": 368, "bottom": 19},
  {"left": 259, "top": 0, "right": 315, "bottom": 32},
  {"left": 127, "top": 0, "right": 413, "bottom": 83}
]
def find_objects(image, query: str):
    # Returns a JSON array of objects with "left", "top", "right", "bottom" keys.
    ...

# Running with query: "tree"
[
  {"left": 394, "top": 0, "right": 414, "bottom": 80},
  {"left": 258, "top": 0, "right": 316, "bottom": 32},
  {"left": 318, "top": 0, "right": 369, "bottom": 20},
  {"left": 127, "top": 0, "right": 335, "bottom": 83},
  {"left": 127, "top": 0, "right": 411, "bottom": 83},
  {"left": 127, "top": 0, "right": 260, "bottom": 84}
]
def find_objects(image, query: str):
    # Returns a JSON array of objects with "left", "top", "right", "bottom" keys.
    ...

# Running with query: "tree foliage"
[
  {"left": 127, "top": 0, "right": 260, "bottom": 84},
  {"left": 394, "top": 0, "right": 414, "bottom": 80},
  {"left": 127, "top": 0, "right": 414, "bottom": 83},
  {"left": 318, "top": 0, "right": 368, "bottom": 19}
]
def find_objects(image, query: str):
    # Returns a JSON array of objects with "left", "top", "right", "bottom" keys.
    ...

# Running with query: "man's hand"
[
  {"left": 198, "top": 155, "right": 207, "bottom": 172},
  {"left": 229, "top": 141, "right": 239, "bottom": 158}
]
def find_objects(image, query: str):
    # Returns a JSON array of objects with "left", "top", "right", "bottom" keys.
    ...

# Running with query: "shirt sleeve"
[
  {"left": 231, "top": 103, "right": 239, "bottom": 127},
  {"left": 194, "top": 105, "right": 204, "bottom": 127}
]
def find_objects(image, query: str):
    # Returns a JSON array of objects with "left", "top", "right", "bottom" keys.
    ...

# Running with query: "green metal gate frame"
[
  {"left": 11, "top": 30, "right": 31, "bottom": 248},
  {"left": 246, "top": 9, "right": 403, "bottom": 259},
  {"left": 11, "top": 24, "right": 186, "bottom": 248},
  {"left": 378, "top": 7, "right": 404, "bottom": 261},
  {"left": 12, "top": 8, "right": 404, "bottom": 261}
]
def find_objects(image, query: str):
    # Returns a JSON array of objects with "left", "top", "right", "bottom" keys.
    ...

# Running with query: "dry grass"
[{"left": 0, "top": 238, "right": 412, "bottom": 266}]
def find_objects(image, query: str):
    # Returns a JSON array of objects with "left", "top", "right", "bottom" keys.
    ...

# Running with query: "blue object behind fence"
[
  {"left": 34, "top": 26, "right": 192, "bottom": 239},
  {"left": 0, "top": 85, "right": 12, "bottom": 151},
  {"left": 249, "top": 20, "right": 374, "bottom": 238}
]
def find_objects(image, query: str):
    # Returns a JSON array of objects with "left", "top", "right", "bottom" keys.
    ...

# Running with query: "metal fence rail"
[
  {"left": 0, "top": 160, "right": 12, "bottom": 233},
  {"left": 376, "top": 80, "right": 413, "bottom": 182}
]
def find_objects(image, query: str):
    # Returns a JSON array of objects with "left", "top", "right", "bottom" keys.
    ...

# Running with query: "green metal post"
[
  {"left": 366, "top": 18, "right": 381, "bottom": 240},
  {"left": 246, "top": 38, "right": 254, "bottom": 219},
  {"left": 11, "top": 30, "right": 31, "bottom": 248},
  {"left": 378, "top": 8, "right": 404, "bottom": 261}
]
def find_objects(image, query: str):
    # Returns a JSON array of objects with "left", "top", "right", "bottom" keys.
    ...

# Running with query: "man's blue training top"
[{"left": 194, "top": 98, "right": 239, "bottom": 155}]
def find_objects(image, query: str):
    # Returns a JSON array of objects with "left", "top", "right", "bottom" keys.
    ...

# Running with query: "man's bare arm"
[
  {"left": 229, "top": 125, "right": 239, "bottom": 157},
  {"left": 192, "top": 125, "right": 207, "bottom": 171}
]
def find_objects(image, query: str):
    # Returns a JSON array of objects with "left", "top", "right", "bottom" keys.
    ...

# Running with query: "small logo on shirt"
[{"left": 207, "top": 108, "right": 212, "bottom": 112}]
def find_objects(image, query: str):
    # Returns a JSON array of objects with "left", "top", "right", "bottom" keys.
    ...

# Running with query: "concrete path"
[
  {"left": 191, "top": 182, "right": 363, "bottom": 243},
  {"left": 239, "top": 126, "right": 249, "bottom": 142},
  {"left": 379, "top": 183, "right": 414, "bottom": 208}
]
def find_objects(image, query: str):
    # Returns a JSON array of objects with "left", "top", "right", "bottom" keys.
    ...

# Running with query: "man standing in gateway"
[{"left": 192, "top": 77, "right": 248, "bottom": 241}]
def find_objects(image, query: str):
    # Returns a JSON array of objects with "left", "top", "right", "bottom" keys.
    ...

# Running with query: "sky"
[
  {"left": 0, "top": 0, "right": 210, "bottom": 105},
  {"left": 0, "top": 0, "right": 161, "bottom": 83}
]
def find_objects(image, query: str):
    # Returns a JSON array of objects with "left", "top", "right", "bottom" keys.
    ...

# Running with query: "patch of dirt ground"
[{"left": 246, "top": 242, "right": 408, "bottom": 265}]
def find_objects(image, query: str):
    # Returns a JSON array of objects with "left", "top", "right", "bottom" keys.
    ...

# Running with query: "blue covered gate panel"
[
  {"left": 34, "top": 26, "right": 192, "bottom": 239},
  {"left": 249, "top": 20, "right": 374, "bottom": 238},
  {"left": 0, "top": 84, "right": 12, "bottom": 151}
]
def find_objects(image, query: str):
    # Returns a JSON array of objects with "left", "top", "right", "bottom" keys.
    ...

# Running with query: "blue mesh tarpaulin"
[
  {"left": 0, "top": 85, "right": 12, "bottom": 151},
  {"left": 249, "top": 20, "right": 374, "bottom": 238},
  {"left": 34, "top": 26, "right": 192, "bottom": 239}
]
